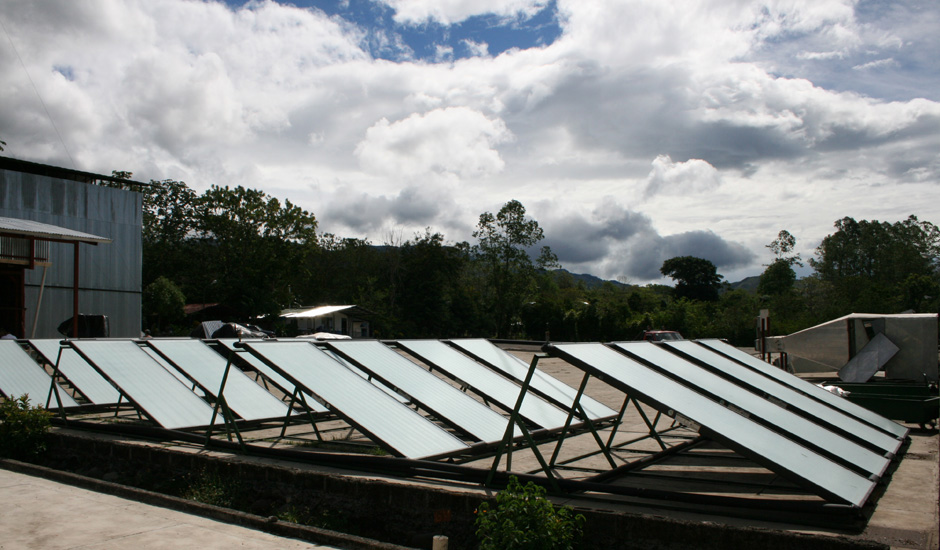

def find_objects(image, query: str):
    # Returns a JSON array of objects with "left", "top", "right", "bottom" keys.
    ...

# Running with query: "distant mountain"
[
  {"left": 551, "top": 269, "right": 631, "bottom": 289},
  {"left": 726, "top": 275, "right": 760, "bottom": 292}
]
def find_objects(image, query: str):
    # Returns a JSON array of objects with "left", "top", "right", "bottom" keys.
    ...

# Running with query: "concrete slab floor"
[{"left": 0, "top": 467, "right": 339, "bottom": 550}]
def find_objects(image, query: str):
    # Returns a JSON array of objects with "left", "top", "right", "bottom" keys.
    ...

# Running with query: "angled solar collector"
[
  {"left": 696, "top": 339, "right": 909, "bottom": 440},
  {"left": 321, "top": 347, "right": 410, "bottom": 404},
  {"left": 240, "top": 341, "right": 470, "bottom": 459},
  {"left": 325, "top": 340, "right": 510, "bottom": 443},
  {"left": 146, "top": 339, "right": 291, "bottom": 422},
  {"left": 661, "top": 340, "right": 904, "bottom": 455},
  {"left": 396, "top": 339, "right": 571, "bottom": 430},
  {"left": 212, "top": 339, "right": 328, "bottom": 414},
  {"left": 546, "top": 342, "right": 877, "bottom": 508},
  {"left": 28, "top": 339, "right": 120, "bottom": 405},
  {"left": 448, "top": 338, "right": 617, "bottom": 420},
  {"left": 0, "top": 340, "right": 79, "bottom": 409},
  {"left": 615, "top": 342, "right": 891, "bottom": 478},
  {"left": 68, "top": 340, "right": 217, "bottom": 430}
]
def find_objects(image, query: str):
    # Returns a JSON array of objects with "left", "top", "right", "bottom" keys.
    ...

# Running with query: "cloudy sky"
[{"left": 1, "top": 0, "right": 938, "bottom": 284}]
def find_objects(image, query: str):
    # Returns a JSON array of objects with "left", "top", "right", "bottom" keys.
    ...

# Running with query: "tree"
[
  {"left": 758, "top": 230, "right": 803, "bottom": 296},
  {"left": 660, "top": 256, "right": 722, "bottom": 302},
  {"left": 142, "top": 276, "right": 186, "bottom": 334},
  {"left": 810, "top": 215, "right": 939, "bottom": 313},
  {"left": 195, "top": 185, "right": 318, "bottom": 318},
  {"left": 472, "top": 200, "right": 558, "bottom": 337}
]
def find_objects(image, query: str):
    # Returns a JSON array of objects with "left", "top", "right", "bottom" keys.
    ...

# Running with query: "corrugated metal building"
[{"left": 0, "top": 157, "right": 143, "bottom": 338}]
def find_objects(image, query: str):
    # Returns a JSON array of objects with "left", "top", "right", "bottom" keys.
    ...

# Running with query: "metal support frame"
[
  {"left": 486, "top": 354, "right": 560, "bottom": 492},
  {"left": 203, "top": 354, "right": 245, "bottom": 450}
]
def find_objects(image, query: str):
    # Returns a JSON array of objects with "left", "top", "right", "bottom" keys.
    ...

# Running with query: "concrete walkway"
[{"left": 0, "top": 467, "right": 339, "bottom": 550}]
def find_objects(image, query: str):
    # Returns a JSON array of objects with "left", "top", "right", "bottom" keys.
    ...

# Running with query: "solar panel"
[
  {"left": 241, "top": 341, "right": 469, "bottom": 459},
  {"left": 448, "top": 339, "right": 617, "bottom": 420},
  {"left": 0, "top": 340, "right": 79, "bottom": 409},
  {"left": 212, "top": 339, "right": 328, "bottom": 414},
  {"left": 614, "top": 342, "right": 890, "bottom": 478},
  {"left": 141, "top": 345, "right": 204, "bottom": 396},
  {"left": 326, "top": 340, "right": 511, "bottom": 443},
  {"left": 546, "top": 342, "right": 876, "bottom": 507},
  {"left": 146, "top": 339, "right": 291, "bottom": 422},
  {"left": 662, "top": 340, "right": 904, "bottom": 455},
  {"left": 697, "top": 339, "right": 909, "bottom": 440},
  {"left": 28, "top": 339, "right": 121, "bottom": 405},
  {"left": 69, "top": 340, "right": 217, "bottom": 430},
  {"left": 320, "top": 346, "right": 410, "bottom": 404},
  {"left": 397, "top": 340, "right": 571, "bottom": 430}
]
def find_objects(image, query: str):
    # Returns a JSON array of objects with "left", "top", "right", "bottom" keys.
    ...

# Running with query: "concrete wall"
[{"left": 0, "top": 168, "right": 142, "bottom": 337}]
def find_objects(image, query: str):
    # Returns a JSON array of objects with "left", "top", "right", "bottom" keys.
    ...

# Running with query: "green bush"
[
  {"left": 0, "top": 394, "right": 53, "bottom": 461},
  {"left": 182, "top": 468, "right": 245, "bottom": 508},
  {"left": 475, "top": 476, "right": 585, "bottom": 550}
]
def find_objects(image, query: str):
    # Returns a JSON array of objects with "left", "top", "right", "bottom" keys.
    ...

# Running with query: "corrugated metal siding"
[{"left": 0, "top": 168, "right": 142, "bottom": 337}]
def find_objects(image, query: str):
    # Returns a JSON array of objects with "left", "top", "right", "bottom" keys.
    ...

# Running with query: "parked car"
[{"left": 640, "top": 330, "right": 683, "bottom": 342}]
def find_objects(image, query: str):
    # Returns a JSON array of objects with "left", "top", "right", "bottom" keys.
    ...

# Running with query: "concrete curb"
[{"left": 0, "top": 458, "right": 417, "bottom": 550}]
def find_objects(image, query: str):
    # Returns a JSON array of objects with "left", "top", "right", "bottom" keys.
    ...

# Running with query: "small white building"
[{"left": 280, "top": 305, "right": 373, "bottom": 338}]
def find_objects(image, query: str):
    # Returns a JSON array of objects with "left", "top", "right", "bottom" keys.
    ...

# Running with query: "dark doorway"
[{"left": 0, "top": 265, "right": 26, "bottom": 338}]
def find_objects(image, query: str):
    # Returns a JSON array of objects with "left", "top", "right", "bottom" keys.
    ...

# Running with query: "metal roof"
[
  {"left": 281, "top": 305, "right": 354, "bottom": 318},
  {"left": 0, "top": 216, "right": 111, "bottom": 244}
]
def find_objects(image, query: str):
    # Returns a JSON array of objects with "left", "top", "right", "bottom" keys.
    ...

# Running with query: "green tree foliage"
[
  {"left": 475, "top": 476, "right": 584, "bottom": 550},
  {"left": 143, "top": 276, "right": 186, "bottom": 334},
  {"left": 472, "top": 200, "right": 558, "bottom": 337},
  {"left": 809, "top": 215, "right": 939, "bottom": 314},
  {"left": 0, "top": 394, "right": 52, "bottom": 461},
  {"left": 759, "top": 230, "right": 803, "bottom": 296},
  {"left": 660, "top": 256, "right": 723, "bottom": 302},
  {"left": 138, "top": 181, "right": 318, "bottom": 327}
]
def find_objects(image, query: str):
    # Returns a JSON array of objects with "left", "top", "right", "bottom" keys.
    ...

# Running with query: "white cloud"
[
  {"left": 0, "top": 0, "right": 938, "bottom": 284},
  {"left": 644, "top": 155, "right": 722, "bottom": 198},
  {"left": 852, "top": 58, "right": 899, "bottom": 71},
  {"left": 379, "top": 0, "right": 549, "bottom": 25},
  {"left": 355, "top": 107, "right": 513, "bottom": 179},
  {"left": 462, "top": 39, "right": 490, "bottom": 58}
]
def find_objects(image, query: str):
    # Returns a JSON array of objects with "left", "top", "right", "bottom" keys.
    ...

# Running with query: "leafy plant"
[
  {"left": 475, "top": 476, "right": 585, "bottom": 550},
  {"left": 182, "top": 468, "right": 245, "bottom": 508},
  {"left": 0, "top": 394, "right": 53, "bottom": 461}
]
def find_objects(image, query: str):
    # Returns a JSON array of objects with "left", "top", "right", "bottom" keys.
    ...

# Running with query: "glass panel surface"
[
  {"left": 243, "top": 342, "right": 469, "bottom": 459},
  {"left": 213, "top": 339, "right": 328, "bottom": 414},
  {"left": 70, "top": 340, "right": 216, "bottom": 430},
  {"left": 697, "top": 339, "right": 909, "bottom": 439},
  {"left": 666, "top": 340, "right": 904, "bottom": 454},
  {"left": 398, "top": 340, "right": 570, "bottom": 429},
  {"left": 0, "top": 340, "right": 79, "bottom": 409},
  {"left": 550, "top": 342, "right": 875, "bottom": 507},
  {"left": 29, "top": 339, "right": 120, "bottom": 405},
  {"left": 148, "top": 340, "right": 289, "bottom": 421},
  {"left": 328, "top": 340, "right": 510, "bottom": 443},
  {"left": 449, "top": 339, "right": 616, "bottom": 419},
  {"left": 616, "top": 342, "right": 890, "bottom": 477}
]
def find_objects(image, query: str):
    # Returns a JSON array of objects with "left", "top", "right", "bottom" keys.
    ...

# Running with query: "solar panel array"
[
  {"left": 448, "top": 338, "right": 617, "bottom": 420},
  {"left": 146, "top": 339, "right": 291, "bottom": 422},
  {"left": 28, "top": 339, "right": 120, "bottom": 405},
  {"left": 546, "top": 340, "right": 908, "bottom": 508},
  {"left": 696, "top": 339, "right": 909, "bottom": 439},
  {"left": 396, "top": 339, "right": 571, "bottom": 430},
  {"left": 326, "top": 340, "right": 510, "bottom": 443},
  {"left": 69, "top": 340, "right": 217, "bottom": 430},
  {"left": 0, "top": 340, "right": 79, "bottom": 409},
  {"left": 241, "top": 341, "right": 470, "bottom": 459}
]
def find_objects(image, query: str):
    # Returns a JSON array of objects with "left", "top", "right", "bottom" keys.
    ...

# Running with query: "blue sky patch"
[{"left": 221, "top": 0, "right": 562, "bottom": 61}]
